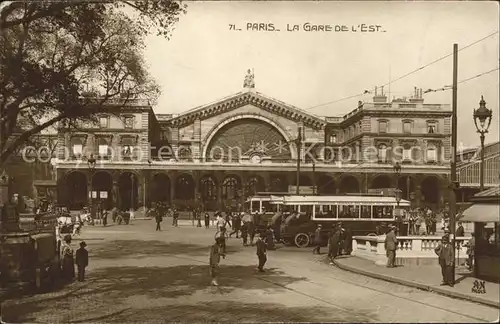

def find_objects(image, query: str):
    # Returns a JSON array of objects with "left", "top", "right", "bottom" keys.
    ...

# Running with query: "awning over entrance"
[{"left": 461, "top": 204, "right": 500, "bottom": 222}]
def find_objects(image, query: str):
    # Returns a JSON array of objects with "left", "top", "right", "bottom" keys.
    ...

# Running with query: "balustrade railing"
[{"left": 352, "top": 235, "right": 471, "bottom": 259}]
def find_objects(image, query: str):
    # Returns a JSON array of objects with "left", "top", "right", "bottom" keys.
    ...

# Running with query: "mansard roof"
[{"left": 167, "top": 90, "right": 327, "bottom": 130}]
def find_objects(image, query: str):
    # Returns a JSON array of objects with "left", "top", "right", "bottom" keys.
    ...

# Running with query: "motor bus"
[
  {"left": 245, "top": 192, "right": 288, "bottom": 215},
  {"left": 279, "top": 195, "right": 411, "bottom": 247}
]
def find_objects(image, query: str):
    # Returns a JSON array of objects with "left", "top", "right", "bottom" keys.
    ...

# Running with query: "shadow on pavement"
[
  {"left": 109, "top": 301, "right": 374, "bottom": 323},
  {"left": 90, "top": 240, "right": 213, "bottom": 259},
  {"left": 2, "top": 265, "right": 310, "bottom": 323}
]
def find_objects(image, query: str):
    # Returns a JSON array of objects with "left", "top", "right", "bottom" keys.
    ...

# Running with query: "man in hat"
[
  {"left": 434, "top": 234, "right": 454, "bottom": 286},
  {"left": 256, "top": 232, "right": 267, "bottom": 272},
  {"left": 328, "top": 225, "right": 341, "bottom": 264},
  {"left": 312, "top": 224, "right": 323, "bottom": 254},
  {"left": 384, "top": 225, "right": 398, "bottom": 268},
  {"left": 75, "top": 241, "right": 89, "bottom": 282}
]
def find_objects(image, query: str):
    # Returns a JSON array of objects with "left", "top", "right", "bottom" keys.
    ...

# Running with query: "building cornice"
[
  {"left": 54, "top": 160, "right": 450, "bottom": 175},
  {"left": 166, "top": 91, "right": 327, "bottom": 130}
]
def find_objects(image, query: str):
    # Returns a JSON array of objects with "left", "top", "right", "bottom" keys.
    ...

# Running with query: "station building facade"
[{"left": 49, "top": 84, "right": 463, "bottom": 211}]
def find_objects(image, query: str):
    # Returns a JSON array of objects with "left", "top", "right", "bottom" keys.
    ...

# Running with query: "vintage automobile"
[{"left": 280, "top": 213, "right": 332, "bottom": 247}]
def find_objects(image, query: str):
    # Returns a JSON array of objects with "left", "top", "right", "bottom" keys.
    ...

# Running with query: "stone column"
[
  {"left": 137, "top": 174, "right": 144, "bottom": 208},
  {"left": 415, "top": 185, "right": 422, "bottom": 207},
  {"left": 217, "top": 184, "right": 223, "bottom": 210},
  {"left": 170, "top": 174, "right": 176, "bottom": 207},
  {"left": 112, "top": 180, "right": 119, "bottom": 208},
  {"left": 193, "top": 171, "right": 200, "bottom": 210}
]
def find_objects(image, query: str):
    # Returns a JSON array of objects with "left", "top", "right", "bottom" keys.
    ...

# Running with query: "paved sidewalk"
[{"left": 334, "top": 256, "right": 500, "bottom": 309}]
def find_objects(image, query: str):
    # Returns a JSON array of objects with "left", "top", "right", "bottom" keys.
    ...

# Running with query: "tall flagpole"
[{"left": 388, "top": 63, "right": 392, "bottom": 100}]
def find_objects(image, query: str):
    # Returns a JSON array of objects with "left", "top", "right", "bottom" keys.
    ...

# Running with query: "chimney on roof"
[
  {"left": 409, "top": 87, "right": 425, "bottom": 103},
  {"left": 373, "top": 85, "right": 387, "bottom": 104}
]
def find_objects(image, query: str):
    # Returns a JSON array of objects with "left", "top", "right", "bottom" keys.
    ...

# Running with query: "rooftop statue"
[{"left": 243, "top": 69, "right": 255, "bottom": 88}]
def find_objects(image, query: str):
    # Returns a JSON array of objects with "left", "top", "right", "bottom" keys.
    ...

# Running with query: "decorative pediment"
[{"left": 168, "top": 91, "right": 326, "bottom": 130}]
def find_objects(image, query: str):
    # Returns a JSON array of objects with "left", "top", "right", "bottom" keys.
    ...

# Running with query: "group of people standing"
[
  {"left": 311, "top": 223, "right": 352, "bottom": 264},
  {"left": 59, "top": 235, "right": 89, "bottom": 283}
]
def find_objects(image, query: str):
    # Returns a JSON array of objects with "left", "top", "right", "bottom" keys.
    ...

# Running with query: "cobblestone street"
[{"left": 2, "top": 220, "right": 499, "bottom": 323}]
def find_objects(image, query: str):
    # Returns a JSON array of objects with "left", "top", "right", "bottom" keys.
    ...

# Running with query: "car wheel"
[{"left": 294, "top": 233, "right": 310, "bottom": 248}]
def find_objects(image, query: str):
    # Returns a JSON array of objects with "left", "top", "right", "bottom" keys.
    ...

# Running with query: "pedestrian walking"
[
  {"left": 154, "top": 208, "right": 162, "bottom": 231},
  {"left": 434, "top": 234, "right": 454, "bottom": 286},
  {"left": 256, "top": 233, "right": 267, "bottom": 272},
  {"left": 384, "top": 225, "right": 398, "bottom": 268},
  {"left": 229, "top": 213, "right": 241, "bottom": 238},
  {"left": 225, "top": 212, "right": 232, "bottom": 228},
  {"left": 75, "top": 241, "right": 89, "bottom": 282},
  {"left": 312, "top": 224, "right": 322, "bottom": 254},
  {"left": 209, "top": 236, "right": 225, "bottom": 286},
  {"left": 172, "top": 209, "right": 179, "bottom": 227},
  {"left": 328, "top": 227, "right": 341, "bottom": 264},
  {"left": 102, "top": 209, "right": 108, "bottom": 226},
  {"left": 241, "top": 222, "right": 249, "bottom": 246},
  {"left": 248, "top": 221, "right": 256, "bottom": 246},
  {"left": 265, "top": 226, "right": 276, "bottom": 250},
  {"left": 204, "top": 212, "right": 210, "bottom": 229},
  {"left": 197, "top": 211, "right": 202, "bottom": 227}
]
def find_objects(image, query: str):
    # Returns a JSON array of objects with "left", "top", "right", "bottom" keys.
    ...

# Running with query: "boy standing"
[
  {"left": 75, "top": 241, "right": 89, "bottom": 282},
  {"left": 256, "top": 233, "right": 267, "bottom": 272},
  {"left": 209, "top": 237, "right": 225, "bottom": 286}
]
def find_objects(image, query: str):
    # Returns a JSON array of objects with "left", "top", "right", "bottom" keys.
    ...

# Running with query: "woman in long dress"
[{"left": 61, "top": 235, "right": 75, "bottom": 280}]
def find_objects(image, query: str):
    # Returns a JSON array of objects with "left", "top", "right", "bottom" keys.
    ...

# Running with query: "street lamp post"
[
  {"left": 87, "top": 154, "right": 96, "bottom": 222},
  {"left": 393, "top": 162, "right": 403, "bottom": 233},
  {"left": 130, "top": 174, "right": 135, "bottom": 217},
  {"left": 473, "top": 96, "right": 493, "bottom": 191}
]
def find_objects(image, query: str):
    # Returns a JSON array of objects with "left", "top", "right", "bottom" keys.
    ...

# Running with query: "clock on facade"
[{"left": 250, "top": 154, "right": 262, "bottom": 164}]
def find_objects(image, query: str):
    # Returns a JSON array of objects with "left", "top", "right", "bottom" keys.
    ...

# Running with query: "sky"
[{"left": 143, "top": 1, "right": 499, "bottom": 148}]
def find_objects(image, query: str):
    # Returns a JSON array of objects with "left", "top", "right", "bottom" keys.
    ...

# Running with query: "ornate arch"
[{"left": 201, "top": 113, "right": 296, "bottom": 159}]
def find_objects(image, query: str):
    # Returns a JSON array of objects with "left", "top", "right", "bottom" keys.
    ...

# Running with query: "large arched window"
[
  {"left": 200, "top": 177, "right": 217, "bottom": 201},
  {"left": 222, "top": 176, "right": 240, "bottom": 200}
]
